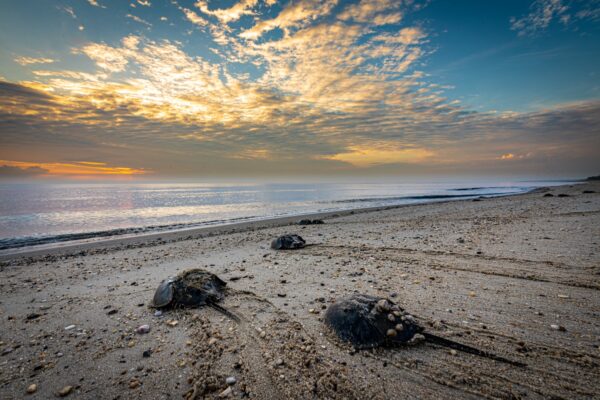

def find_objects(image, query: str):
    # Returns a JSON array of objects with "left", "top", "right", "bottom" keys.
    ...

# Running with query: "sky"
[{"left": 0, "top": 0, "right": 599, "bottom": 180}]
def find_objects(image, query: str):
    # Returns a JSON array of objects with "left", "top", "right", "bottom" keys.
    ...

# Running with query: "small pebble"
[
  {"left": 135, "top": 324, "right": 150, "bottom": 334},
  {"left": 64, "top": 325, "right": 75, "bottom": 330},
  {"left": 58, "top": 385, "right": 73, "bottom": 397},
  {"left": 226, "top": 376, "right": 236, "bottom": 385},
  {"left": 219, "top": 386, "right": 232, "bottom": 397},
  {"left": 154, "top": 310, "right": 162, "bottom": 317},
  {"left": 26, "top": 384, "right": 37, "bottom": 394}
]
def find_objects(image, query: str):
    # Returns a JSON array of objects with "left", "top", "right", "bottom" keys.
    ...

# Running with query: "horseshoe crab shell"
[
  {"left": 152, "top": 278, "right": 176, "bottom": 308},
  {"left": 271, "top": 234, "right": 306, "bottom": 250},
  {"left": 324, "top": 293, "right": 422, "bottom": 349},
  {"left": 152, "top": 269, "right": 227, "bottom": 309},
  {"left": 298, "top": 219, "right": 324, "bottom": 225}
]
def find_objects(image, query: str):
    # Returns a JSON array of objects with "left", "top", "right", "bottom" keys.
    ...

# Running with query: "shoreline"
[{"left": 0, "top": 185, "right": 556, "bottom": 262}]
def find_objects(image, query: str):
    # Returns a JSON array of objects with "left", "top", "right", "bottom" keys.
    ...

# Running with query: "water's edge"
[
  {"left": 0, "top": 185, "right": 561, "bottom": 260},
  {"left": 0, "top": 190, "right": 524, "bottom": 252}
]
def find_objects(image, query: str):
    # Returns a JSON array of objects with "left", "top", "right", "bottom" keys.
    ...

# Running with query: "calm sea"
[{"left": 0, "top": 180, "right": 576, "bottom": 252}]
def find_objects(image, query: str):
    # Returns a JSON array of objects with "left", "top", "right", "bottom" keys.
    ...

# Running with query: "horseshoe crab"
[
  {"left": 152, "top": 269, "right": 238, "bottom": 321},
  {"left": 298, "top": 219, "right": 324, "bottom": 225},
  {"left": 271, "top": 234, "right": 306, "bottom": 250},
  {"left": 325, "top": 293, "right": 524, "bottom": 366}
]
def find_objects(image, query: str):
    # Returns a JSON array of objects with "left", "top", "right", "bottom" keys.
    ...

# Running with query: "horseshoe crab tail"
[
  {"left": 208, "top": 302, "right": 241, "bottom": 323},
  {"left": 422, "top": 332, "right": 526, "bottom": 367}
]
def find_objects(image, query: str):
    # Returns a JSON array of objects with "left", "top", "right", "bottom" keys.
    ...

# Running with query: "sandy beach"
[{"left": 1, "top": 182, "right": 598, "bottom": 399}]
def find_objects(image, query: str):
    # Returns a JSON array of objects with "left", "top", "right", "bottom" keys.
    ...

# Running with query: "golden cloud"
[
  {"left": 14, "top": 56, "right": 56, "bottom": 66},
  {"left": 240, "top": 0, "right": 338, "bottom": 39},
  {"left": 195, "top": 0, "right": 258, "bottom": 24},
  {"left": 0, "top": 160, "right": 148, "bottom": 176},
  {"left": 322, "top": 145, "right": 434, "bottom": 167}
]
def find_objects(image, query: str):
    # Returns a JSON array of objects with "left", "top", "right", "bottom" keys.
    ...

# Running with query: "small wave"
[
  {"left": 449, "top": 186, "right": 522, "bottom": 191},
  {"left": 331, "top": 192, "right": 514, "bottom": 204},
  {"left": 0, "top": 215, "right": 260, "bottom": 251}
]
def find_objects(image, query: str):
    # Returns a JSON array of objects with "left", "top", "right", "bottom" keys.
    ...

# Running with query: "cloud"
[
  {"left": 78, "top": 42, "right": 130, "bottom": 72},
  {"left": 0, "top": 164, "right": 49, "bottom": 178},
  {"left": 510, "top": 0, "right": 568, "bottom": 36},
  {"left": 338, "top": 0, "right": 402, "bottom": 25},
  {"left": 0, "top": 160, "right": 147, "bottom": 177},
  {"left": 240, "top": 0, "right": 338, "bottom": 40},
  {"left": 510, "top": 0, "right": 600, "bottom": 36},
  {"left": 59, "top": 5, "right": 77, "bottom": 18},
  {"left": 194, "top": 0, "right": 259, "bottom": 24},
  {"left": 14, "top": 56, "right": 56, "bottom": 66},
  {"left": 87, "top": 0, "right": 106, "bottom": 8},
  {"left": 182, "top": 8, "right": 209, "bottom": 27},
  {"left": 372, "top": 27, "right": 426, "bottom": 45},
  {"left": 126, "top": 14, "right": 152, "bottom": 27},
  {"left": 322, "top": 145, "right": 434, "bottom": 167}
]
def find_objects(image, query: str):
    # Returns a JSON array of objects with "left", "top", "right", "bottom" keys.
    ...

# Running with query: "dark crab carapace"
[
  {"left": 271, "top": 234, "right": 306, "bottom": 250},
  {"left": 325, "top": 293, "right": 525, "bottom": 366},
  {"left": 152, "top": 269, "right": 226, "bottom": 309},
  {"left": 324, "top": 294, "right": 421, "bottom": 349},
  {"left": 298, "top": 219, "right": 324, "bottom": 225}
]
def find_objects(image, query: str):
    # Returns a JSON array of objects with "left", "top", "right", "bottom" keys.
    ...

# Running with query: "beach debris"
[
  {"left": 64, "top": 325, "right": 75, "bottom": 330},
  {"left": 135, "top": 324, "right": 150, "bottom": 334},
  {"left": 298, "top": 219, "right": 324, "bottom": 225},
  {"left": 271, "top": 234, "right": 306, "bottom": 250},
  {"left": 225, "top": 376, "right": 236, "bottom": 385},
  {"left": 219, "top": 386, "right": 233, "bottom": 397},
  {"left": 324, "top": 293, "right": 525, "bottom": 366},
  {"left": 26, "top": 383, "right": 37, "bottom": 394},
  {"left": 154, "top": 310, "right": 162, "bottom": 317},
  {"left": 58, "top": 385, "right": 73, "bottom": 397},
  {"left": 151, "top": 268, "right": 238, "bottom": 321}
]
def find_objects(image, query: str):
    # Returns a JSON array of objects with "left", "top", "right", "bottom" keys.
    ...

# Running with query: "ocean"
[{"left": 0, "top": 180, "right": 576, "bottom": 253}]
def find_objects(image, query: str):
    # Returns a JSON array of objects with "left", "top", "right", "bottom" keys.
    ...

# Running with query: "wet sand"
[{"left": 1, "top": 182, "right": 599, "bottom": 399}]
